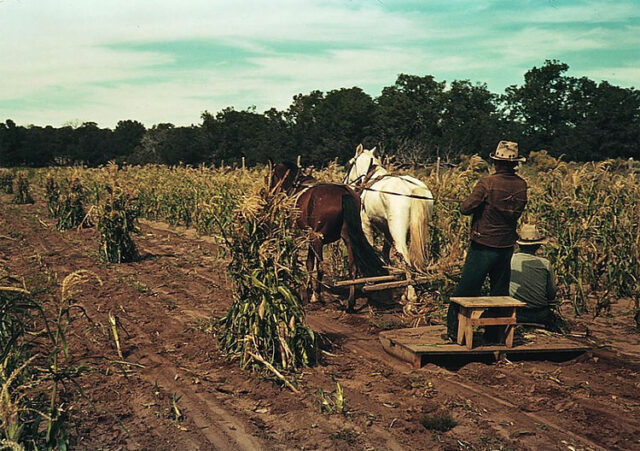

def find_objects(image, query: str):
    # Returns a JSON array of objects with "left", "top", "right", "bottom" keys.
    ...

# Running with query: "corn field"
[{"left": 30, "top": 156, "right": 640, "bottom": 322}]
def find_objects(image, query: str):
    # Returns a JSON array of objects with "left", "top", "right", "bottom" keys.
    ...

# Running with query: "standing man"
[
  {"left": 446, "top": 141, "right": 528, "bottom": 340},
  {"left": 510, "top": 223, "right": 559, "bottom": 329}
]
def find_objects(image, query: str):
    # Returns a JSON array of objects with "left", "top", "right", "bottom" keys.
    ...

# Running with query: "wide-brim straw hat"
[
  {"left": 490, "top": 140, "right": 526, "bottom": 162},
  {"left": 517, "top": 223, "right": 548, "bottom": 246}
]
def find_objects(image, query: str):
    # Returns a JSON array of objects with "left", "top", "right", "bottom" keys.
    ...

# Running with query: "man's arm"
[{"left": 460, "top": 178, "right": 488, "bottom": 215}]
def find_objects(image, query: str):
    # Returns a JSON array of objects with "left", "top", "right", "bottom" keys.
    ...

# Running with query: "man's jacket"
[{"left": 460, "top": 167, "right": 528, "bottom": 248}]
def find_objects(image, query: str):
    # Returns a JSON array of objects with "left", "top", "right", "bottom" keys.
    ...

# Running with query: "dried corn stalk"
[{"left": 218, "top": 186, "right": 317, "bottom": 375}]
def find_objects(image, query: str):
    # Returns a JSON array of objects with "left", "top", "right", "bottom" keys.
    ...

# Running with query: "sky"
[{"left": 1, "top": 0, "right": 639, "bottom": 128}]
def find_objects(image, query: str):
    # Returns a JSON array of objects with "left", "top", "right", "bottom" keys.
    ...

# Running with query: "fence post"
[
  {"left": 241, "top": 157, "right": 246, "bottom": 171},
  {"left": 297, "top": 155, "right": 301, "bottom": 167},
  {"left": 436, "top": 156, "right": 441, "bottom": 185}
]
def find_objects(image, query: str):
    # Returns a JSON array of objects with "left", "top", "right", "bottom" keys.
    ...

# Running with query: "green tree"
[
  {"left": 113, "top": 120, "right": 146, "bottom": 161},
  {"left": 439, "top": 80, "right": 500, "bottom": 160},
  {"left": 374, "top": 74, "right": 445, "bottom": 159},
  {"left": 285, "top": 88, "right": 376, "bottom": 165},
  {"left": 284, "top": 90, "right": 325, "bottom": 164},
  {"left": 502, "top": 60, "right": 575, "bottom": 150},
  {"left": 0, "top": 119, "right": 25, "bottom": 166},
  {"left": 202, "top": 107, "right": 292, "bottom": 166},
  {"left": 502, "top": 60, "right": 640, "bottom": 160}
]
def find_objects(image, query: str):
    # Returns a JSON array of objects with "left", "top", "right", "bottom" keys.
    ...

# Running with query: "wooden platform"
[{"left": 380, "top": 326, "right": 590, "bottom": 369}]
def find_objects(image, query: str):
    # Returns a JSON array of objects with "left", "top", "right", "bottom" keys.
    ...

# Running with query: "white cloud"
[
  {"left": 1, "top": 43, "right": 171, "bottom": 101},
  {"left": 581, "top": 66, "right": 640, "bottom": 87},
  {"left": 520, "top": 1, "right": 638, "bottom": 24},
  {"left": 483, "top": 27, "right": 609, "bottom": 63}
]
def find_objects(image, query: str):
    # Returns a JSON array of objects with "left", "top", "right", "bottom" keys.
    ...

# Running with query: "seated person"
[{"left": 510, "top": 224, "right": 559, "bottom": 329}]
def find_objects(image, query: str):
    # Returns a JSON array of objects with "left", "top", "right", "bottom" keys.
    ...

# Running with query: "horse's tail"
[
  {"left": 341, "top": 194, "right": 387, "bottom": 277},
  {"left": 408, "top": 188, "right": 434, "bottom": 270}
]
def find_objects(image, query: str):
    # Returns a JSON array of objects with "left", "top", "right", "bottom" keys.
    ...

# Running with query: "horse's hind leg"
[
  {"left": 361, "top": 212, "right": 375, "bottom": 246},
  {"left": 382, "top": 225, "right": 394, "bottom": 264},
  {"left": 388, "top": 216, "right": 411, "bottom": 266}
]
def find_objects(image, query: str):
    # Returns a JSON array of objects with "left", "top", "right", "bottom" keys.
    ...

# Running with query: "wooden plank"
[
  {"left": 361, "top": 277, "right": 430, "bottom": 292},
  {"left": 450, "top": 296, "right": 527, "bottom": 308},
  {"left": 468, "top": 317, "right": 517, "bottom": 326},
  {"left": 456, "top": 307, "right": 466, "bottom": 345},
  {"left": 362, "top": 280, "right": 410, "bottom": 291},
  {"left": 467, "top": 309, "right": 483, "bottom": 349},
  {"left": 333, "top": 274, "right": 402, "bottom": 287},
  {"left": 506, "top": 308, "right": 516, "bottom": 348}
]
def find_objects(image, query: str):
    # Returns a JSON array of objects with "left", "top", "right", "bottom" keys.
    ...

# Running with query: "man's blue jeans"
[{"left": 446, "top": 242, "right": 514, "bottom": 338}]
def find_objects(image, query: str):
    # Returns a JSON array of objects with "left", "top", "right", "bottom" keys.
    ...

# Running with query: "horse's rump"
[
  {"left": 296, "top": 184, "right": 357, "bottom": 243},
  {"left": 363, "top": 175, "right": 433, "bottom": 269}
]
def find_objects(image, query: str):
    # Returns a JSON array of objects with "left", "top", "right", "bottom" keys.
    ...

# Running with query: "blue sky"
[{"left": 1, "top": 0, "right": 638, "bottom": 128}]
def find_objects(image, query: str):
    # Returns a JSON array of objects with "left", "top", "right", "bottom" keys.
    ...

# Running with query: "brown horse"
[{"left": 270, "top": 161, "right": 386, "bottom": 312}]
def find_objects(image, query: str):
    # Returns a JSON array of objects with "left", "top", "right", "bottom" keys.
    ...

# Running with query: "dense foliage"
[{"left": 1, "top": 61, "right": 638, "bottom": 168}]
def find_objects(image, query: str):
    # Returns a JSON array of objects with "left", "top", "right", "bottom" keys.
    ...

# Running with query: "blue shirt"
[{"left": 509, "top": 253, "right": 557, "bottom": 308}]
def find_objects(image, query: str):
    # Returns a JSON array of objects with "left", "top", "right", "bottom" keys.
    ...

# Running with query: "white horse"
[{"left": 343, "top": 144, "right": 434, "bottom": 270}]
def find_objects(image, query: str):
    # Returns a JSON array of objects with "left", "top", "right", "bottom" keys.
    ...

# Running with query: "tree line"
[{"left": 1, "top": 60, "right": 638, "bottom": 168}]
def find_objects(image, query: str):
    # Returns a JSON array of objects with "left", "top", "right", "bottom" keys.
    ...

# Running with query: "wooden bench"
[{"left": 450, "top": 296, "right": 527, "bottom": 350}]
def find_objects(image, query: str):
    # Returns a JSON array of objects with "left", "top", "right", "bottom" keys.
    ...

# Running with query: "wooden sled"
[{"left": 380, "top": 325, "right": 590, "bottom": 369}]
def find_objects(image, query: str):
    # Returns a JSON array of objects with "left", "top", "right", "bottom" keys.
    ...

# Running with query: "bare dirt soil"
[{"left": 1, "top": 196, "right": 639, "bottom": 450}]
